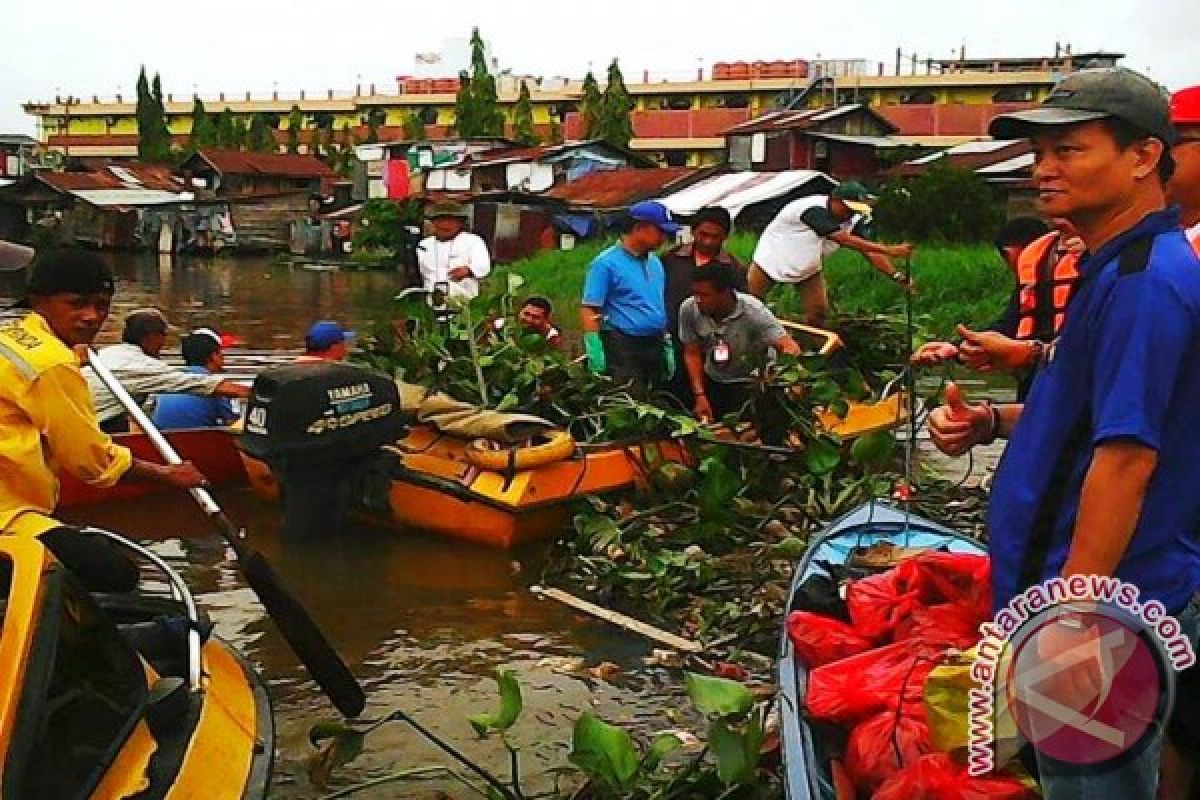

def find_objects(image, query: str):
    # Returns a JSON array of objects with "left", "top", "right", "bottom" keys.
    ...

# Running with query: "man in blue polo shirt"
[
  {"left": 580, "top": 200, "right": 679, "bottom": 394},
  {"left": 152, "top": 328, "right": 241, "bottom": 430},
  {"left": 928, "top": 67, "right": 1200, "bottom": 799}
]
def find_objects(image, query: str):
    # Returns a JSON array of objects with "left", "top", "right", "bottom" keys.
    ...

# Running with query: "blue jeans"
[{"left": 1036, "top": 593, "right": 1200, "bottom": 800}]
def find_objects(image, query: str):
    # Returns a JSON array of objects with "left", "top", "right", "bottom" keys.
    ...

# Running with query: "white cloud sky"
[{"left": 1, "top": 0, "right": 1194, "bottom": 134}]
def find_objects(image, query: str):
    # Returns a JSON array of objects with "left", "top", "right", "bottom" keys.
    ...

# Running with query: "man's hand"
[
  {"left": 929, "top": 382, "right": 994, "bottom": 456},
  {"left": 131, "top": 459, "right": 210, "bottom": 489},
  {"left": 693, "top": 392, "right": 714, "bottom": 423},
  {"left": 957, "top": 325, "right": 1035, "bottom": 373},
  {"left": 448, "top": 266, "right": 471, "bottom": 281},
  {"left": 887, "top": 243, "right": 915, "bottom": 260},
  {"left": 1030, "top": 615, "right": 1108, "bottom": 729},
  {"left": 910, "top": 341, "right": 959, "bottom": 367}
]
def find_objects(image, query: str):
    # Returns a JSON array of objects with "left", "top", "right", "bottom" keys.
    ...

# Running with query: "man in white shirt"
[
  {"left": 748, "top": 182, "right": 914, "bottom": 326},
  {"left": 85, "top": 308, "right": 249, "bottom": 432},
  {"left": 416, "top": 203, "right": 492, "bottom": 303}
]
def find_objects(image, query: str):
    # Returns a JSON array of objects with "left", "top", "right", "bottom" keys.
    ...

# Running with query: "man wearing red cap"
[{"left": 1169, "top": 86, "right": 1200, "bottom": 249}]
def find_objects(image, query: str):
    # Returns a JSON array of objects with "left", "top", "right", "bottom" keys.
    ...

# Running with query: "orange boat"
[
  {"left": 57, "top": 428, "right": 247, "bottom": 509},
  {"left": 240, "top": 425, "right": 691, "bottom": 549},
  {"left": 238, "top": 390, "right": 907, "bottom": 549}
]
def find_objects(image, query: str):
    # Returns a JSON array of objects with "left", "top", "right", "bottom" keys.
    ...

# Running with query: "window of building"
[
  {"left": 663, "top": 151, "right": 688, "bottom": 167},
  {"left": 666, "top": 96, "right": 693, "bottom": 111},
  {"left": 418, "top": 107, "right": 439, "bottom": 126},
  {"left": 721, "top": 94, "right": 750, "bottom": 109},
  {"left": 900, "top": 90, "right": 937, "bottom": 105},
  {"left": 993, "top": 87, "right": 1036, "bottom": 103}
]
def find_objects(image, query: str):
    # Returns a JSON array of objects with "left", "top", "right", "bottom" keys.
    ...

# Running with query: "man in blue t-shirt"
[
  {"left": 928, "top": 67, "right": 1200, "bottom": 799},
  {"left": 580, "top": 200, "right": 679, "bottom": 395},
  {"left": 152, "top": 329, "right": 240, "bottom": 430}
]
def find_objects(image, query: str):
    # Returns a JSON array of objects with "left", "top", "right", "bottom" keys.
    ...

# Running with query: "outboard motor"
[{"left": 238, "top": 362, "right": 406, "bottom": 538}]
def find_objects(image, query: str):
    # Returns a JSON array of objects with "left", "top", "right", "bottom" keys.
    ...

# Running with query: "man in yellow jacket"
[{"left": 0, "top": 246, "right": 207, "bottom": 587}]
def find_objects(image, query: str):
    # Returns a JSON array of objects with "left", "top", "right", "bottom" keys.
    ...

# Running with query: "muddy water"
[
  {"left": 64, "top": 490, "right": 688, "bottom": 799},
  {"left": 56, "top": 254, "right": 688, "bottom": 798},
  {"left": 91, "top": 252, "right": 403, "bottom": 349}
]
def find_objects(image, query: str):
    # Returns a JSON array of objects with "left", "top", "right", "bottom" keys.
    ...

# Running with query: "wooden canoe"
[
  {"left": 57, "top": 427, "right": 248, "bottom": 509},
  {"left": 778, "top": 502, "right": 985, "bottom": 799}
]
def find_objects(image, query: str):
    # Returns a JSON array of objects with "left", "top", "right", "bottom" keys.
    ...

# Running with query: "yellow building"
[{"left": 23, "top": 52, "right": 1113, "bottom": 167}]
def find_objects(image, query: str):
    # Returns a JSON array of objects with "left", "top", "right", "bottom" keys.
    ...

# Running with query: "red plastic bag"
[
  {"left": 894, "top": 603, "right": 982, "bottom": 650},
  {"left": 872, "top": 753, "right": 1038, "bottom": 800},
  {"left": 901, "top": 552, "right": 992, "bottom": 626},
  {"left": 786, "top": 611, "right": 875, "bottom": 667},
  {"left": 844, "top": 710, "right": 933, "bottom": 794},
  {"left": 846, "top": 568, "right": 923, "bottom": 640},
  {"left": 806, "top": 641, "right": 945, "bottom": 725}
]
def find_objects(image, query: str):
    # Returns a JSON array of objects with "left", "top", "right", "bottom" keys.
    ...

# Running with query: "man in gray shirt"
[{"left": 678, "top": 263, "right": 800, "bottom": 441}]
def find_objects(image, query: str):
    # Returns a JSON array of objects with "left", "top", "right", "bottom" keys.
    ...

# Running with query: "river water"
[{"left": 59, "top": 253, "right": 688, "bottom": 799}]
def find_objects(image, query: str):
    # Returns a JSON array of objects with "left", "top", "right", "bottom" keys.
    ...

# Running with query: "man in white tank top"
[{"left": 748, "top": 181, "right": 914, "bottom": 326}]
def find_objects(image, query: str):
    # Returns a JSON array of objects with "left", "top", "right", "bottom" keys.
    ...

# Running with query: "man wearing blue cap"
[
  {"left": 299, "top": 320, "right": 354, "bottom": 362},
  {"left": 581, "top": 200, "right": 678, "bottom": 394}
]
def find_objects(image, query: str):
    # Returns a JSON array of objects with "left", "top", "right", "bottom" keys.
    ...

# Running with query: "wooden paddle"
[{"left": 87, "top": 350, "right": 366, "bottom": 718}]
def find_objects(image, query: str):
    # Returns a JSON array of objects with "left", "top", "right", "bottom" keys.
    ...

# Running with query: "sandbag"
[{"left": 786, "top": 610, "right": 875, "bottom": 668}]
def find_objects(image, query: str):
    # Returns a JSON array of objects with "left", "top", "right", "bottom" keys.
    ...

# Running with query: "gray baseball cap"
[{"left": 990, "top": 67, "right": 1174, "bottom": 144}]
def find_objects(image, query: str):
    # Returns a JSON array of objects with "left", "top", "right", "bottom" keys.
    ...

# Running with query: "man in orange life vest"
[
  {"left": 911, "top": 217, "right": 1084, "bottom": 400},
  {"left": 1169, "top": 85, "right": 1200, "bottom": 249}
]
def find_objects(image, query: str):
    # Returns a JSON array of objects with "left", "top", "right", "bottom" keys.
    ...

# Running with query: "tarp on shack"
[{"left": 658, "top": 170, "right": 836, "bottom": 223}]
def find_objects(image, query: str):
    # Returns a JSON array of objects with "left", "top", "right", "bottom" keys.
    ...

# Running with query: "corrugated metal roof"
[
  {"left": 908, "top": 139, "right": 1021, "bottom": 165},
  {"left": 805, "top": 132, "right": 905, "bottom": 148},
  {"left": 722, "top": 103, "right": 899, "bottom": 136},
  {"left": 658, "top": 170, "right": 835, "bottom": 220},
  {"left": 39, "top": 163, "right": 184, "bottom": 193},
  {"left": 542, "top": 167, "right": 704, "bottom": 209},
  {"left": 193, "top": 149, "right": 334, "bottom": 178},
  {"left": 69, "top": 188, "right": 190, "bottom": 207},
  {"left": 975, "top": 152, "right": 1036, "bottom": 174}
]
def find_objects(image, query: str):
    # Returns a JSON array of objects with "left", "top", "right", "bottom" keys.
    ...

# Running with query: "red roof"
[
  {"left": 38, "top": 163, "right": 184, "bottom": 193},
  {"left": 722, "top": 104, "right": 898, "bottom": 136},
  {"left": 542, "top": 167, "right": 704, "bottom": 208},
  {"left": 192, "top": 149, "right": 334, "bottom": 178}
]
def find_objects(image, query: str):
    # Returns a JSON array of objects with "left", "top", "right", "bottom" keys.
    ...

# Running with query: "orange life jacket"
[{"left": 1015, "top": 232, "right": 1082, "bottom": 340}]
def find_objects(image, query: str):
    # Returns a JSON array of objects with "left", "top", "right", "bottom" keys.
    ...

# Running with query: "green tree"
[
  {"left": 136, "top": 66, "right": 172, "bottom": 162},
  {"left": 246, "top": 113, "right": 275, "bottom": 153},
  {"left": 286, "top": 105, "right": 303, "bottom": 154},
  {"left": 365, "top": 108, "right": 384, "bottom": 144},
  {"left": 453, "top": 69, "right": 476, "bottom": 138},
  {"left": 513, "top": 80, "right": 539, "bottom": 146},
  {"left": 402, "top": 112, "right": 427, "bottom": 142},
  {"left": 597, "top": 59, "right": 634, "bottom": 149},
  {"left": 452, "top": 27, "right": 505, "bottom": 137},
  {"left": 873, "top": 162, "right": 1003, "bottom": 243},
  {"left": 216, "top": 108, "right": 239, "bottom": 149},
  {"left": 579, "top": 70, "right": 603, "bottom": 139},
  {"left": 188, "top": 96, "right": 217, "bottom": 152}
]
